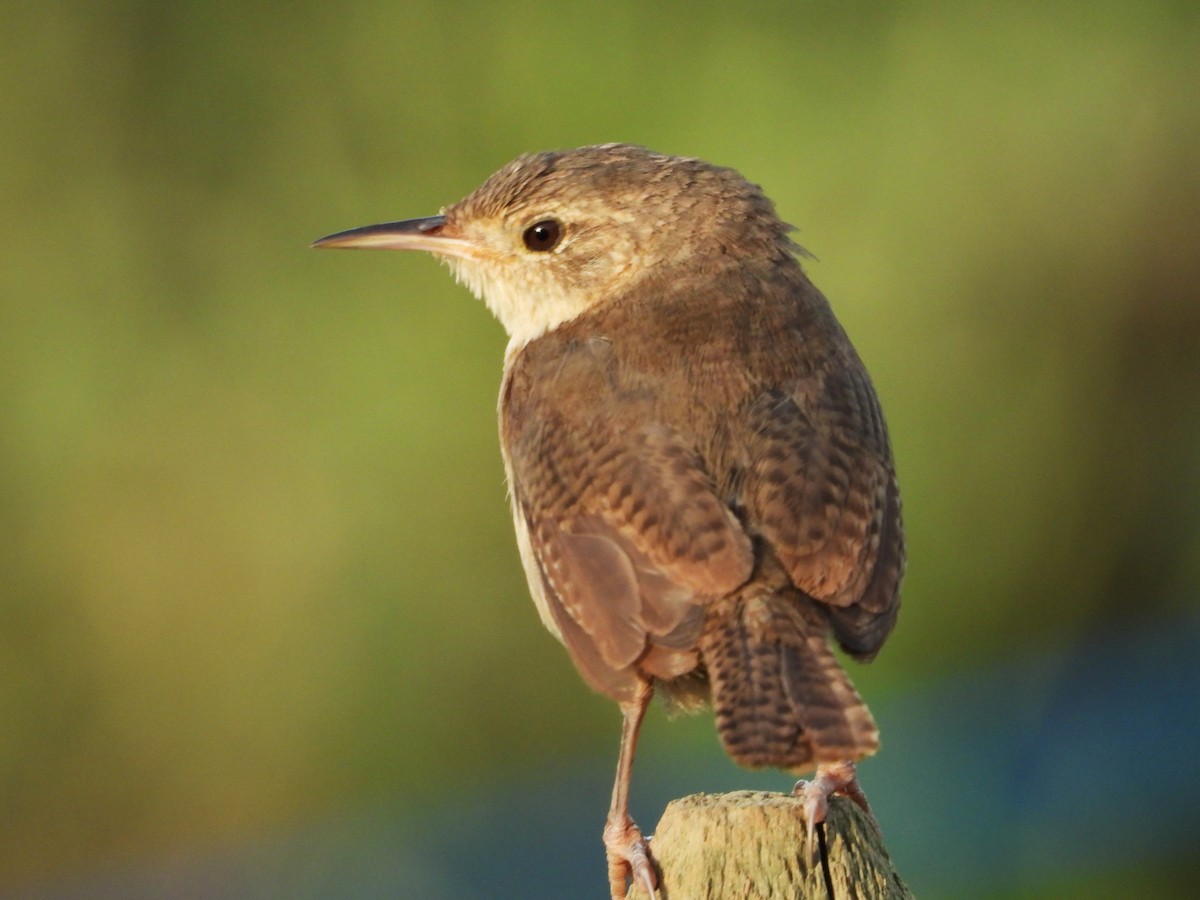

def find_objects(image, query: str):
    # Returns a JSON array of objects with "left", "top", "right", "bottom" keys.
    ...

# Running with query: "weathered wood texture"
[{"left": 626, "top": 790, "right": 912, "bottom": 899}]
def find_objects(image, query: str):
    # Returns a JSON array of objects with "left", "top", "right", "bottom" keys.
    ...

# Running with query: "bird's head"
[{"left": 314, "top": 144, "right": 797, "bottom": 349}]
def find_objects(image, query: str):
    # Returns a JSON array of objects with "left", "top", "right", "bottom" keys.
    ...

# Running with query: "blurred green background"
[{"left": 3, "top": 1, "right": 1199, "bottom": 897}]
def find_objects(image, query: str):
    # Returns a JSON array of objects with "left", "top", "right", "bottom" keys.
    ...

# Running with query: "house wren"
[{"left": 314, "top": 144, "right": 904, "bottom": 899}]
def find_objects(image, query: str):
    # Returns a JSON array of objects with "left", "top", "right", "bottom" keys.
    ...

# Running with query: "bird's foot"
[
  {"left": 792, "top": 760, "right": 873, "bottom": 862},
  {"left": 603, "top": 813, "right": 658, "bottom": 900}
]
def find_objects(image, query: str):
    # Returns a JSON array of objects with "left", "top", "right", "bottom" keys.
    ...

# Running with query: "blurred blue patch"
[{"left": 16, "top": 609, "right": 1199, "bottom": 899}]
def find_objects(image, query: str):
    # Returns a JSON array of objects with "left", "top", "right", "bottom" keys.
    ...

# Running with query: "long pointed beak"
[{"left": 312, "top": 215, "right": 477, "bottom": 258}]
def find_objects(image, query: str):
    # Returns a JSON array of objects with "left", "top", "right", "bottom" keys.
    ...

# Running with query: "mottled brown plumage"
[{"left": 314, "top": 144, "right": 904, "bottom": 899}]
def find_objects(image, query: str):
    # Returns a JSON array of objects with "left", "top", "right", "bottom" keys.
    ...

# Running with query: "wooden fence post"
[{"left": 625, "top": 790, "right": 912, "bottom": 899}]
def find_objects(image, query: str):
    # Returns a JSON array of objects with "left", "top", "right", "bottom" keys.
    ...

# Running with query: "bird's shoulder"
[{"left": 502, "top": 264, "right": 840, "bottom": 425}]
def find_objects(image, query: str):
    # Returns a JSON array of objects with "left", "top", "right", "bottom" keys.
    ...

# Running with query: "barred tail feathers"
[{"left": 699, "top": 590, "right": 878, "bottom": 773}]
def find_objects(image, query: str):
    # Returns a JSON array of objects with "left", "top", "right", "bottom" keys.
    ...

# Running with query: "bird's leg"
[
  {"left": 604, "top": 677, "right": 657, "bottom": 900},
  {"left": 792, "top": 760, "right": 877, "bottom": 862}
]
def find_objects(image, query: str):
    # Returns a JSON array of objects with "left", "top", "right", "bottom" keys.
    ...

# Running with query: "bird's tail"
[{"left": 699, "top": 588, "right": 879, "bottom": 773}]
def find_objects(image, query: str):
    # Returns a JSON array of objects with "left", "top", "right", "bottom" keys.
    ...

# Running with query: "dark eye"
[{"left": 522, "top": 219, "right": 562, "bottom": 252}]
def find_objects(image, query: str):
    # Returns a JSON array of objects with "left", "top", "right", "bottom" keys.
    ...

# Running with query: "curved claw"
[
  {"left": 794, "top": 778, "right": 829, "bottom": 863},
  {"left": 604, "top": 815, "right": 658, "bottom": 899},
  {"left": 793, "top": 760, "right": 869, "bottom": 864},
  {"left": 632, "top": 850, "right": 658, "bottom": 900}
]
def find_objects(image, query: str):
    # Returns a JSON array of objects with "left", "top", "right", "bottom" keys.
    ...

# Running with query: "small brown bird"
[{"left": 315, "top": 144, "right": 904, "bottom": 899}]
